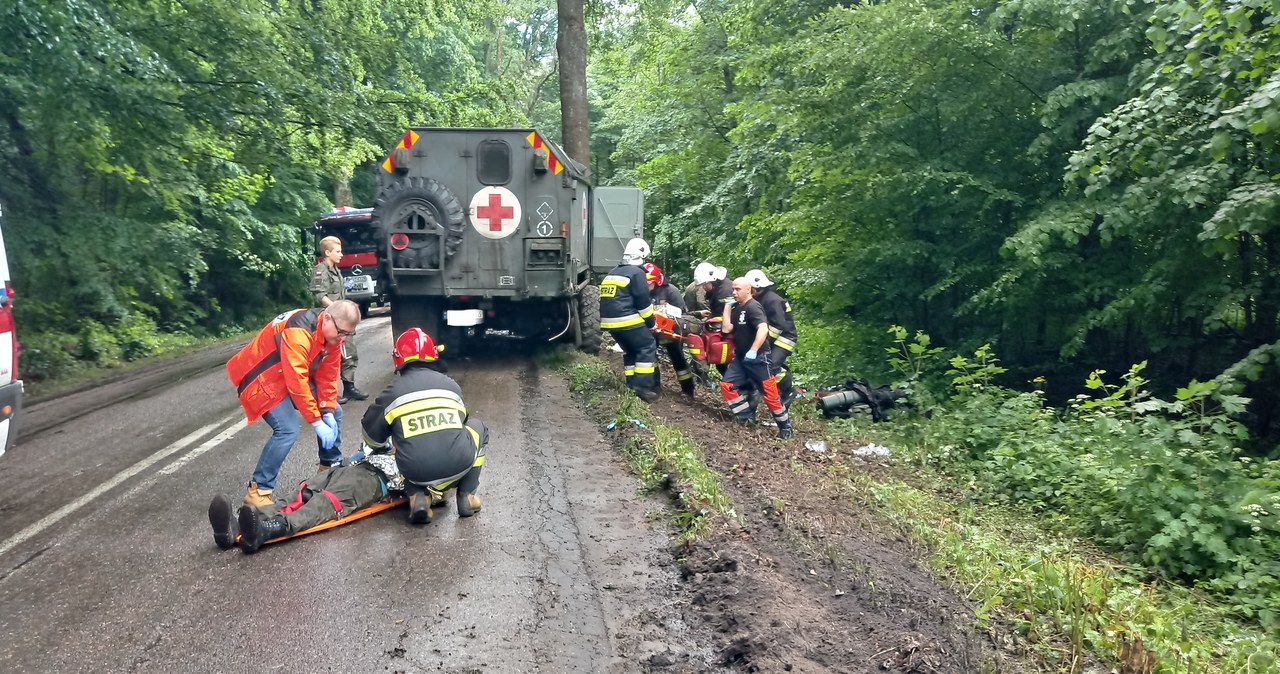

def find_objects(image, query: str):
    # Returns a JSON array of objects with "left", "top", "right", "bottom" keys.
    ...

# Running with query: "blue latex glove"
[
  {"left": 745, "top": 349, "right": 758, "bottom": 361},
  {"left": 321, "top": 412, "right": 338, "bottom": 431},
  {"left": 312, "top": 420, "right": 338, "bottom": 449}
]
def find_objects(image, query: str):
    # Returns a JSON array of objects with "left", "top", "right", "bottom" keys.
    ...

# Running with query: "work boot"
[
  {"left": 777, "top": 422, "right": 794, "bottom": 441},
  {"left": 208, "top": 494, "right": 238, "bottom": 550},
  {"left": 457, "top": 491, "right": 483, "bottom": 518},
  {"left": 237, "top": 507, "right": 291, "bottom": 554},
  {"left": 244, "top": 482, "right": 273, "bottom": 509},
  {"left": 637, "top": 388, "right": 660, "bottom": 403},
  {"left": 735, "top": 415, "right": 756, "bottom": 426},
  {"left": 343, "top": 380, "right": 369, "bottom": 402},
  {"left": 408, "top": 493, "right": 433, "bottom": 524}
]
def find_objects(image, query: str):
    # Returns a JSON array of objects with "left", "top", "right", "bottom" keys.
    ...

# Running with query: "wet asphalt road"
[{"left": 0, "top": 316, "right": 684, "bottom": 673}]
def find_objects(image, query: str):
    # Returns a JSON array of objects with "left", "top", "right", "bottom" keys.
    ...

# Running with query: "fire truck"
[{"left": 371, "top": 128, "right": 644, "bottom": 352}]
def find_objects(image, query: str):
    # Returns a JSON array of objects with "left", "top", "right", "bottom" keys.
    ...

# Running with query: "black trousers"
[
  {"left": 660, "top": 338, "right": 695, "bottom": 394},
  {"left": 609, "top": 325, "right": 659, "bottom": 393}
]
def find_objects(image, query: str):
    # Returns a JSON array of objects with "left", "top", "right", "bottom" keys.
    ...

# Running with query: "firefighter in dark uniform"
[
  {"left": 362, "top": 328, "right": 489, "bottom": 524},
  {"left": 601, "top": 238, "right": 661, "bottom": 402},
  {"left": 311, "top": 235, "right": 367, "bottom": 403},
  {"left": 693, "top": 261, "right": 736, "bottom": 376},
  {"left": 720, "top": 277, "right": 793, "bottom": 439},
  {"left": 643, "top": 262, "right": 696, "bottom": 397},
  {"left": 746, "top": 269, "right": 798, "bottom": 407}
]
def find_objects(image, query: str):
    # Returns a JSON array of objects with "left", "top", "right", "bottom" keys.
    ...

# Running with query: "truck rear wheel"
[{"left": 576, "top": 285, "right": 602, "bottom": 354}]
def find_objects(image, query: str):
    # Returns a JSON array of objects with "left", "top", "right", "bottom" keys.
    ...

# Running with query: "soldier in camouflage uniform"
[{"left": 311, "top": 235, "right": 367, "bottom": 402}]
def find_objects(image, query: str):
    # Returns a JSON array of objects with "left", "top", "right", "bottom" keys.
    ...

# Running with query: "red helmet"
[
  {"left": 642, "top": 262, "right": 665, "bottom": 287},
  {"left": 392, "top": 328, "right": 441, "bottom": 370}
]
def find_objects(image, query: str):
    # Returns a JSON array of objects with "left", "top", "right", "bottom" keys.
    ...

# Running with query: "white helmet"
[
  {"left": 693, "top": 262, "right": 728, "bottom": 285},
  {"left": 621, "top": 238, "right": 650, "bottom": 265},
  {"left": 745, "top": 269, "right": 774, "bottom": 288}
]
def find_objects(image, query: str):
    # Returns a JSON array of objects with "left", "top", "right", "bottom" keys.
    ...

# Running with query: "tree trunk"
[
  {"left": 556, "top": 0, "right": 590, "bottom": 168},
  {"left": 333, "top": 177, "right": 352, "bottom": 208}
]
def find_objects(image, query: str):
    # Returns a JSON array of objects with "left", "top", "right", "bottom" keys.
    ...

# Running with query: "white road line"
[
  {"left": 0, "top": 412, "right": 244, "bottom": 559},
  {"left": 157, "top": 417, "right": 248, "bottom": 475}
]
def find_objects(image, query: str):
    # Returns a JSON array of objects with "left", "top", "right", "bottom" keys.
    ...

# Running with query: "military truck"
[{"left": 371, "top": 127, "right": 643, "bottom": 352}]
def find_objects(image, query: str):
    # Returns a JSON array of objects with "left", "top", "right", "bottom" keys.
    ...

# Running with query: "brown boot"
[
  {"left": 457, "top": 491, "right": 482, "bottom": 518},
  {"left": 244, "top": 482, "right": 273, "bottom": 509},
  {"left": 408, "top": 493, "right": 433, "bottom": 524}
]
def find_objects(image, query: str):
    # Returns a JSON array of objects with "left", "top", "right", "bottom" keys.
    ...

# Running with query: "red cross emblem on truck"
[
  {"left": 468, "top": 186, "right": 522, "bottom": 239},
  {"left": 476, "top": 193, "right": 514, "bottom": 232}
]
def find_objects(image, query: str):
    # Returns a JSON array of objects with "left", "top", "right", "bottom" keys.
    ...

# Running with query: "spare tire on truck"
[{"left": 372, "top": 176, "right": 465, "bottom": 271}]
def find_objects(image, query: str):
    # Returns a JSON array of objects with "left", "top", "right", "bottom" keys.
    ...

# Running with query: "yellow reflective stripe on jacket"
[
  {"left": 602, "top": 314, "right": 645, "bottom": 329},
  {"left": 768, "top": 326, "right": 781, "bottom": 339},
  {"left": 385, "top": 387, "right": 469, "bottom": 439},
  {"left": 774, "top": 335, "right": 797, "bottom": 351},
  {"left": 385, "top": 397, "right": 468, "bottom": 424},
  {"left": 602, "top": 274, "right": 631, "bottom": 286},
  {"left": 637, "top": 303, "right": 655, "bottom": 319}
]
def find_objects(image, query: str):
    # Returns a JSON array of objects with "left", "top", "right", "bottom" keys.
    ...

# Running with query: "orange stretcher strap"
[
  {"left": 235, "top": 498, "right": 409, "bottom": 547},
  {"left": 268, "top": 497, "right": 408, "bottom": 545}
]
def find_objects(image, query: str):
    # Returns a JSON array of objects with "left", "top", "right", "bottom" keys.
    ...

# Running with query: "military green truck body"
[{"left": 371, "top": 127, "right": 643, "bottom": 352}]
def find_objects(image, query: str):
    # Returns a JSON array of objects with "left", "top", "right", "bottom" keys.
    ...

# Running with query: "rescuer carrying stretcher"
[
  {"left": 644, "top": 262, "right": 697, "bottom": 397},
  {"left": 600, "top": 238, "right": 661, "bottom": 402}
]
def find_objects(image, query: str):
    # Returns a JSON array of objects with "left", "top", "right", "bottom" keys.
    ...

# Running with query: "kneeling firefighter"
[
  {"left": 601, "top": 238, "right": 661, "bottom": 402},
  {"left": 362, "top": 328, "right": 489, "bottom": 524}
]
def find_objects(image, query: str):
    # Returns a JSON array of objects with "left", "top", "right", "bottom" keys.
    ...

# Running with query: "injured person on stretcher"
[{"left": 207, "top": 449, "right": 445, "bottom": 554}]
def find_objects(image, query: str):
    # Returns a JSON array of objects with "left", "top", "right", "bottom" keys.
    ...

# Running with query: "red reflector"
[{"left": 390, "top": 233, "right": 409, "bottom": 251}]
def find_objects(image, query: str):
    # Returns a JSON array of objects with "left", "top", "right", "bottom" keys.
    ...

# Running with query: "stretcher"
[{"left": 236, "top": 497, "right": 408, "bottom": 547}]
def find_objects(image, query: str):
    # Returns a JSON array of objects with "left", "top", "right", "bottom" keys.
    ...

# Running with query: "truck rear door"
[{"left": 590, "top": 187, "right": 645, "bottom": 274}]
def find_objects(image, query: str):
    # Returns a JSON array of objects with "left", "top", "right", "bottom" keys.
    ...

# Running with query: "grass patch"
[
  {"left": 835, "top": 465, "right": 1279, "bottom": 674},
  {"left": 562, "top": 353, "right": 734, "bottom": 541},
  {"left": 23, "top": 330, "right": 251, "bottom": 400}
]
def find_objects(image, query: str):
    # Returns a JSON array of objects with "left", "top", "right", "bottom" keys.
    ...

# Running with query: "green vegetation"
[
  {"left": 592, "top": 0, "right": 1280, "bottom": 447},
  {"left": 863, "top": 476, "right": 1277, "bottom": 673},
  {"left": 2, "top": 0, "right": 563, "bottom": 381},
  {"left": 563, "top": 355, "right": 734, "bottom": 540},
  {"left": 825, "top": 327, "right": 1279, "bottom": 671}
]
